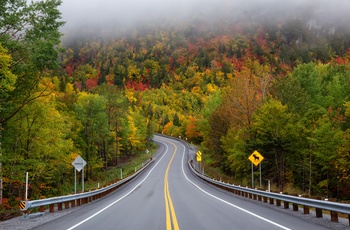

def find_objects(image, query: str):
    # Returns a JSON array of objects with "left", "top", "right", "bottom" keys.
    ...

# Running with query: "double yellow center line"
[{"left": 164, "top": 141, "right": 180, "bottom": 230}]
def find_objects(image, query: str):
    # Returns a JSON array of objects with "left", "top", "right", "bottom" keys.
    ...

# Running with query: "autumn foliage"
[{"left": 2, "top": 2, "right": 350, "bottom": 216}]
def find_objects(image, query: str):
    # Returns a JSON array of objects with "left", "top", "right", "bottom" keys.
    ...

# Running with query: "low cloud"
[{"left": 58, "top": 0, "right": 350, "bottom": 43}]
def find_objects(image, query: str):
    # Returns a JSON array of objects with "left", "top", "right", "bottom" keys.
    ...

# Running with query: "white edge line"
[
  {"left": 175, "top": 141, "right": 292, "bottom": 230},
  {"left": 66, "top": 142, "right": 169, "bottom": 230}
]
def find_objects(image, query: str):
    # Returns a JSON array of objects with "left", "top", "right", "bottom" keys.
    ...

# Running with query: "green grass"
[
  {"left": 65, "top": 149, "right": 155, "bottom": 194},
  {"left": 198, "top": 148, "right": 305, "bottom": 195},
  {"left": 85, "top": 153, "right": 153, "bottom": 191}
]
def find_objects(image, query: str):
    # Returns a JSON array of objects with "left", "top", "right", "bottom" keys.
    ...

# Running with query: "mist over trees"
[
  {"left": 57, "top": 0, "right": 350, "bottom": 199},
  {"left": 2, "top": 0, "right": 350, "bottom": 218},
  {"left": 59, "top": 0, "right": 350, "bottom": 45}
]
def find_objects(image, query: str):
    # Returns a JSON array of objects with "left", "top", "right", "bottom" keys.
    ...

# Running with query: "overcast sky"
[{"left": 57, "top": 0, "right": 350, "bottom": 41}]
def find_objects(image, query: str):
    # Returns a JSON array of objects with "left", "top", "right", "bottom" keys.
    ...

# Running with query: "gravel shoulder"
[{"left": 0, "top": 205, "right": 84, "bottom": 230}]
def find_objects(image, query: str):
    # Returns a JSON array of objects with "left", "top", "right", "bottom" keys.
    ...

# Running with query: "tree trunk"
[
  {"left": 309, "top": 152, "right": 312, "bottom": 197},
  {"left": 104, "top": 140, "right": 107, "bottom": 169},
  {"left": 115, "top": 121, "right": 119, "bottom": 166},
  {"left": 302, "top": 158, "right": 305, "bottom": 192},
  {"left": 275, "top": 151, "right": 282, "bottom": 191},
  {"left": 85, "top": 125, "right": 89, "bottom": 180}
]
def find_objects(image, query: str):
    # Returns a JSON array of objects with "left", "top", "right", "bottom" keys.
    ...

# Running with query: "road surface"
[{"left": 32, "top": 135, "right": 339, "bottom": 229}]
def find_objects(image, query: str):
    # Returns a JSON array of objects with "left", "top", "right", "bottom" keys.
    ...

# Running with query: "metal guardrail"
[
  {"left": 188, "top": 160, "right": 350, "bottom": 225},
  {"left": 20, "top": 159, "right": 154, "bottom": 214},
  {"left": 155, "top": 134, "right": 350, "bottom": 225}
]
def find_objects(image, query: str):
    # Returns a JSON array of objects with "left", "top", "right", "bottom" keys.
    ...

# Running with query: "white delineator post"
[{"left": 25, "top": 172, "right": 28, "bottom": 200}]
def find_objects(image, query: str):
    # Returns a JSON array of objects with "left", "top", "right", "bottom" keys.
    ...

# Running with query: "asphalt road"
[{"left": 31, "top": 135, "right": 338, "bottom": 230}]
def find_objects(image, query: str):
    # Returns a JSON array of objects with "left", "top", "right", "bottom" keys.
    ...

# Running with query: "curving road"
[{"left": 32, "top": 135, "right": 333, "bottom": 230}]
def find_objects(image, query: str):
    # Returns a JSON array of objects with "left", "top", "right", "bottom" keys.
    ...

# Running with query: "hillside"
[
  {"left": 59, "top": 19, "right": 350, "bottom": 199},
  {"left": 1, "top": 0, "right": 350, "bottom": 218}
]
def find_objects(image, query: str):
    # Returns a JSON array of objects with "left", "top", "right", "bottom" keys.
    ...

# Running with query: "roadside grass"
[
  {"left": 82, "top": 152, "right": 154, "bottom": 192},
  {"left": 199, "top": 149, "right": 304, "bottom": 195},
  {"left": 86, "top": 153, "right": 150, "bottom": 191},
  {"left": 63, "top": 147, "right": 156, "bottom": 195},
  {"left": 197, "top": 147, "right": 350, "bottom": 220}
]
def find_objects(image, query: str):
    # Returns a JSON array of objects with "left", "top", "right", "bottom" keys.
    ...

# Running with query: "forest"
[{"left": 1, "top": 0, "right": 350, "bottom": 217}]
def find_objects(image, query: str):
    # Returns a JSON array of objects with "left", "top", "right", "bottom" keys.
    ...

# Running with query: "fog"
[{"left": 58, "top": 0, "right": 350, "bottom": 43}]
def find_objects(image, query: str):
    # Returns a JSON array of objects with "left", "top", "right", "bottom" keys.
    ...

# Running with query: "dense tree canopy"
[
  {"left": 0, "top": 0, "right": 65, "bottom": 207},
  {"left": 2, "top": 0, "right": 350, "bottom": 217}
]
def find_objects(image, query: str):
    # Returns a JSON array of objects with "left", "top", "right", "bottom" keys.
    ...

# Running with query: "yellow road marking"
[{"left": 164, "top": 141, "right": 180, "bottom": 230}]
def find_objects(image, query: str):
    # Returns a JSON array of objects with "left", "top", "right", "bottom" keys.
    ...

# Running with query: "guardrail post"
[
  {"left": 327, "top": 198, "right": 338, "bottom": 222},
  {"left": 301, "top": 195, "right": 310, "bottom": 214},
  {"left": 281, "top": 193, "right": 288, "bottom": 209},
  {"left": 276, "top": 199, "right": 281, "bottom": 207},
  {"left": 315, "top": 197, "right": 322, "bottom": 218},
  {"left": 330, "top": 211, "right": 338, "bottom": 222},
  {"left": 64, "top": 201, "right": 69, "bottom": 209},
  {"left": 293, "top": 203, "right": 298, "bottom": 211},
  {"left": 186, "top": 152, "right": 350, "bottom": 227},
  {"left": 49, "top": 204, "right": 54, "bottom": 213},
  {"left": 290, "top": 194, "right": 298, "bottom": 211},
  {"left": 18, "top": 158, "right": 154, "bottom": 217}
]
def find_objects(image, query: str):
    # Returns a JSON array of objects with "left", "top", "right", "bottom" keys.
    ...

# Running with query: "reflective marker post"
[{"left": 25, "top": 172, "right": 28, "bottom": 200}]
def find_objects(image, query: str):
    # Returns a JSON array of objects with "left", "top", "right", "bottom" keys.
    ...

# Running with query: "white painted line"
[
  {"left": 175, "top": 141, "right": 292, "bottom": 230},
  {"left": 67, "top": 142, "right": 169, "bottom": 230}
]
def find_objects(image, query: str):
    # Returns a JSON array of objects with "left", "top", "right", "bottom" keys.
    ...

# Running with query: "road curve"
[{"left": 31, "top": 135, "right": 335, "bottom": 229}]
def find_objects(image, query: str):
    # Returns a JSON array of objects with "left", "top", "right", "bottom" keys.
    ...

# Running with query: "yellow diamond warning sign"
[{"left": 248, "top": 150, "right": 264, "bottom": 166}]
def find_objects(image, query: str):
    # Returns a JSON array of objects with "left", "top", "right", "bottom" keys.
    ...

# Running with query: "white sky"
[{"left": 57, "top": 0, "right": 350, "bottom": 40}]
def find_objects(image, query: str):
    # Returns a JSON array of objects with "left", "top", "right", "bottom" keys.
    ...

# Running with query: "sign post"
[
  {"left": 260, "top": 163, "right": 262, "bottom": 188},
  {"left": 72, "top": 155, "right": 87, "bottom": 193},
  {"left": 248, "top": 150, "right": 264, "bottom": 188}
]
